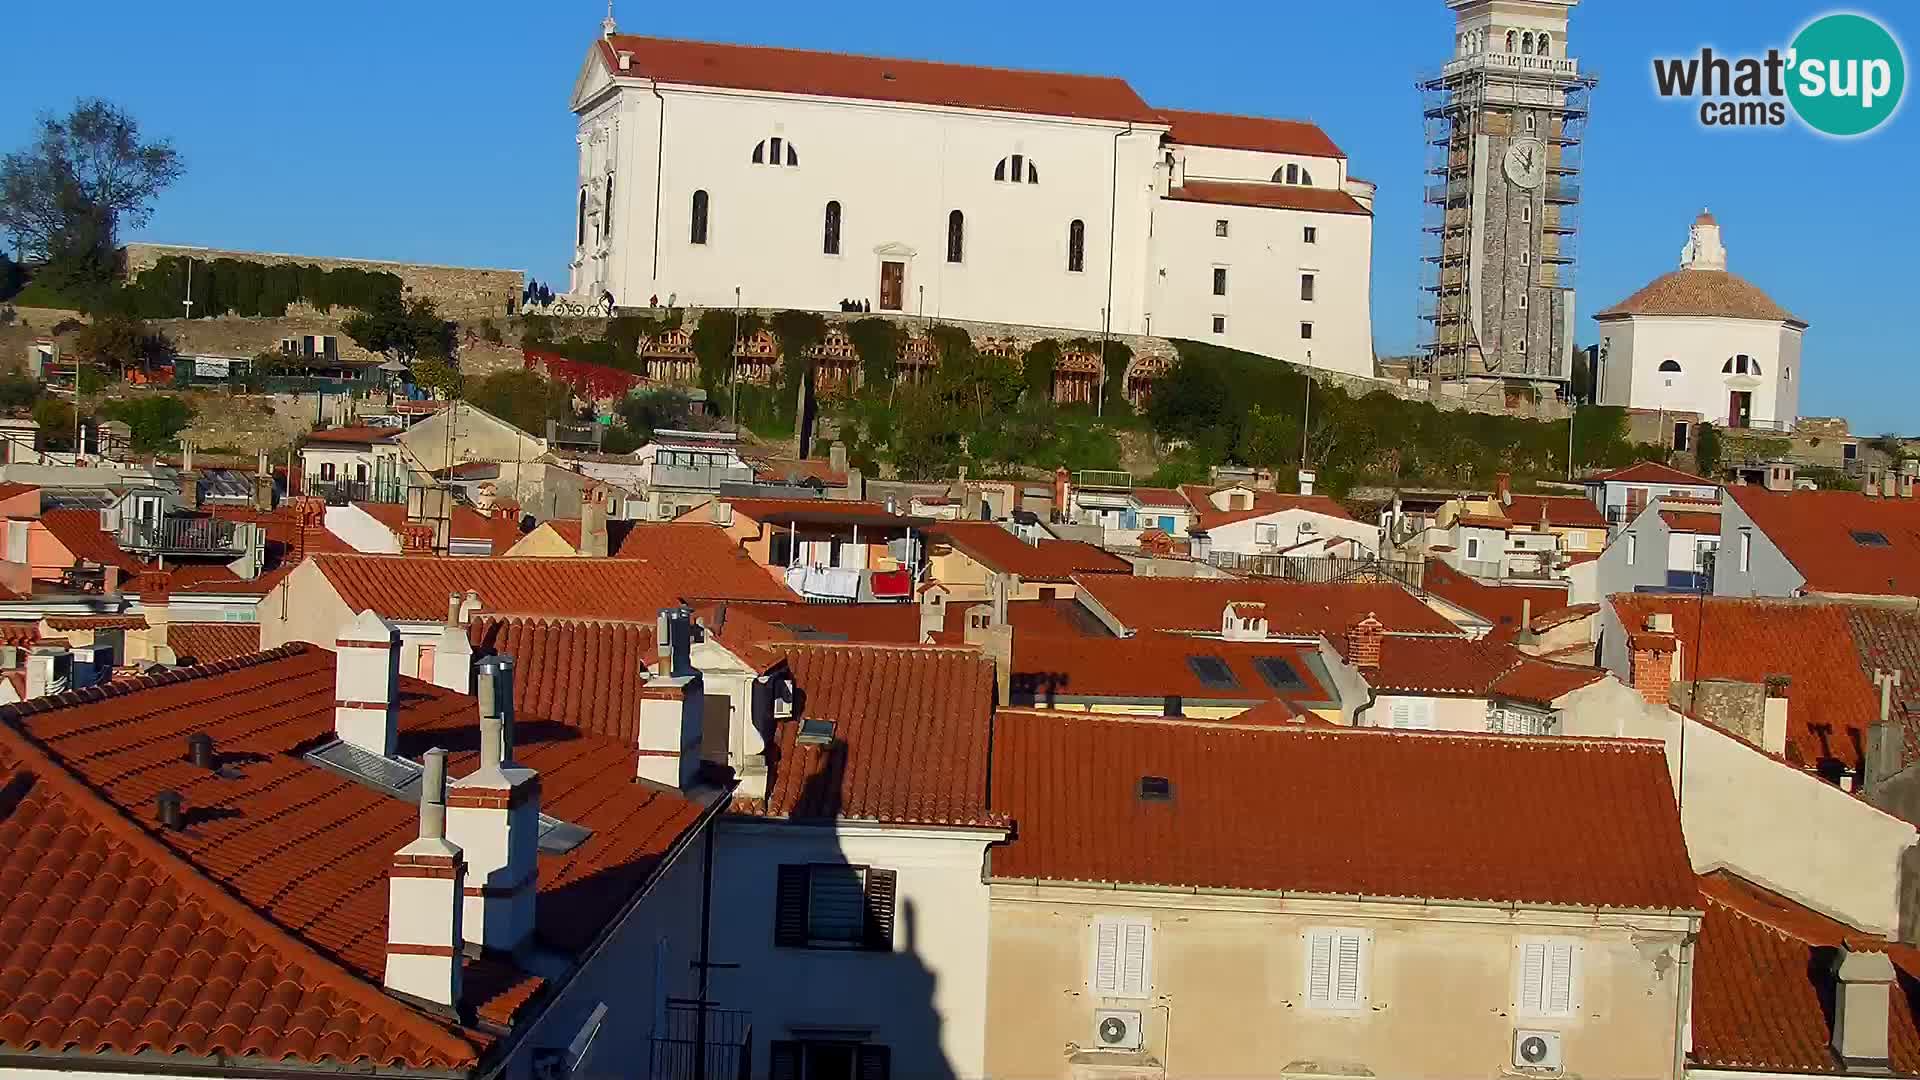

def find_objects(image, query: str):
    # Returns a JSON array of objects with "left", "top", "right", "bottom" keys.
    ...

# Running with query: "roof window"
[{"left": 1137, "top": 775, "right": 1173, "bottom": 802}]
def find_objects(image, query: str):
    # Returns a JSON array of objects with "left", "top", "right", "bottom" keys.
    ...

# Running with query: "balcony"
[
  {"left": 310, "top": 478, "right": 405, "bottom": 506},
  {"left": 1439, "top": 51, "right": 1584, "bottom": 83},
  {"left": 652, "top": 461, "right": 755, "bottom": 491},
  {"left": 649, "top": 1000, "right": 751, "bottom": 1080},
  {"left": 1207, "top": 552, "right": 1425, "bottom": 591},
  {"left": 117, "top": 515, "right": 241, "bottom": 556}
]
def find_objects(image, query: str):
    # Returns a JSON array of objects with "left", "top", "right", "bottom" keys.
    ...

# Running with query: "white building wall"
[
  {"left": 1357, "top": 693, "right": 1486, "bottom": 732},
  {"left": 323, "top": 504, "right": 404, "bottom": 554},
  {"left": 1148, "top": 197, "right": 1373, "bottom": 376},
  {"left": 1176, "top": 144, "right": 1344, "bottom": 188},
  {"left": 1202, "top": 509, "right": 1379, "bottom": 558},
  {"left": 709, "top": 819, "right": 998, "bottom": 1078},
  {"left": 1597, "top": 314, "right": 1802, "bottom": 427}
]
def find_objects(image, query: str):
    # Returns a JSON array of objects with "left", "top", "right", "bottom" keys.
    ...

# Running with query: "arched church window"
[
  {"left": 577, "top": 189, "right": 587, "bottom": 247},
  {"left": 1522, "top": 32, "right": 1535, "bottom": 55},
  {"left": 947, "top": 210, "right": 965, "bottom": 263},
  {"left": 1506, "top": 29, "right": 1518, "bottom": 52},
  {"left": 824, "top": 200, "right": 842, "bottom": 256},
  {"left": 605, "top": 174, "right": 614, "bottom": 235},
  {"left": 1722, "top": 354, "right": 1761, "bottom": 375},
  {"left": 1067, "top": 219, "right": 1086, "bottom": 273},
  {"left": 1524, "top": 113, "right": 1537, "bottom": 134},
  {"left": 691, "top": 190, "right": 709, "bottom": 245},
  {"left": 1538, "top": 33, "right": 1552, "bottom": 56},
  {"left": 1299, "top": 168, "right": 1313, "bottom": 185},
  {"left": 1659, "top": 359, "right": 1682, "bottom": 373},
  {"left": 751, "top": 138, "right": 800, "bottom": 166},
  {"left": 995, "top": 155, "right": 1039, "bottom": 183}
]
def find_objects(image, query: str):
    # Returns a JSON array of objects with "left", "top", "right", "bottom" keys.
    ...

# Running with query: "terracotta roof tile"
[
  {"left": 1159, "top": 108, "right": 1344, "bottom": 158},
  {"left": 0, "top": 644, "right": 709, "bottom": 1067},
  {"left": 352, "top": 501, "right": 526, "bottom": 555},
  {"left": 599, "top": 34, "right": 1163, "bottom": 124},
  {"left": 1692, "top": 872, "right": 1920, "bottom": 1074},
  {"left": 541, "top": 519, "right": 737, "bottom": 560},
  {"left": 1129, "top": 486, "right": 1190, "bottom": 509},
  {"left": 1730, "top": 486, "right": 1920, "bottom": 597},
  {"left": 1366, "top": 636, "right": 1603, "bottom": 705},
  {"left": 1597, "top": 268, "right": 1805, "bottom": 326},
  {"left": 1176, "top": 485, "right": 1355, "bottom": 533},
  {"left": 721, "top": 600, "right": 927, "bottom": 644},
  {"left": 1589, "top": 461, "right": 1716, "bottom": 486},
  {"left": 931, "top": 522, "right": 1129, "bottom": 582},
  {"left": 1075, "top": 574, "right": 1460, "bottom": 639},
  {"left": 311, "top": 546, "right": 793, "bottom": 622},
  {"left": 467, "top": 615, "right": 656, "bottom": 742},
  {"left": 1420, "top": 561, "right": 1571, "bottom": 641},
  {"left": 1505, "top": 493, "right": 1607, "bottom": 529},
  {"left": 721, "top": 498, "right": 925, "bottom": 526},
  {"left": 753, "top": 458, "right": 847, "bottom": 487},
  {"left": 36, "top": 509, "right": 144, "bottom": 573},
  {"left": 744, "top": 644, "right": 1001, "bottom": 827},
  {"left": 41, "top": 615, "right": 147, "bottom": 631},
  {"left": 301, "top": 425, "right": 397, "bottom": 446},
  {"left": 0, "top": 482, "right": 39, "bottom": 501},
  {"left": 988, "top": 710, "right": 1699, "bottom": 909},
  {"left": 166, "top": 622, "right": 262, "bottom": 664},
  {"left": 1660, "top": 510, "right": 1723, "bottom": 533},
  {"left": 1166, "top": 179, "right": 1370, "bottom": 216},
  {"left": 1008, "top": 630, "right": 1334, "bottom": 708},
  {"left": 1608, "top": 595, "right": 1914, "bottom": 771}
]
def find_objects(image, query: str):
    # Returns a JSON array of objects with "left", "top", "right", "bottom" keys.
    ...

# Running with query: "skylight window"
[
  {"left": 1252, "top": 656, "right": 1308, "bottom": 692},
  {"left": 1185, "top": 655, "right": 1239, "bottom": 690},
  {"left": 1137, "top": 775, "right": 1173, "bottom": 802},
  {"left": 1851, "top": 530, "right": 1891, "bottom": 547}
]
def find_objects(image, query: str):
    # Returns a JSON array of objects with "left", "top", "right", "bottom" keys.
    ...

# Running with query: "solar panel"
[
  {"left": 1252, "top": 656, "right": 1308, "bottom": 692},
  {"left": 1185, "top": 655, "right": 1239, "bottom": 691},
  {"left": 305, "top": 739, "right": 423, "bottom": 799}
]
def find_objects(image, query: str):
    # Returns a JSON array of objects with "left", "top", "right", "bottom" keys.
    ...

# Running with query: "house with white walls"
[
  {"left": 569, "top": 25, "right": 1376, "bottom": 376},
  {"left": 1177, "top": 481, "right": 1378, "bottom": 561},
  {"left": 1583, "top": 461, "right": 1718, "bottom": 534}
]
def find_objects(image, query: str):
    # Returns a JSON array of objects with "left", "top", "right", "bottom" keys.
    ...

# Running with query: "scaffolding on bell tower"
[{"left": 1417, "top": 45, "right": 1597, "bottom": 386}]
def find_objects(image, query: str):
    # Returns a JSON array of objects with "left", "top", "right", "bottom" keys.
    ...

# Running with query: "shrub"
[{"left": 98, "top": 396, "right": 195, "bottom": 452}]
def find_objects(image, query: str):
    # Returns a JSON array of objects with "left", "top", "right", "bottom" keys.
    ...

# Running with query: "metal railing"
[
  {"left": 653, "top": 462, "right": 755, "bottom": 491},
  {"left": 1076, "top": 470, "right": 1133, "bottom": 492},
  {"left": 118, "top": 516, "right": 241, "bottom": 555},
  {"left": 309, "top": 479, "right": 405, "bottom": 506},
  {"left": 649, "top": 1001, "right": 751, "bottom": 1080},
  {"left": 1207, "top": 552, "right": 1425, "bottom": 590},
  {"left": 1458, "top": 558, "right": 1506, "bottom": 580}
]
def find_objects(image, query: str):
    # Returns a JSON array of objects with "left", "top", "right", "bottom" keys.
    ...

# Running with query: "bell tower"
[{"left": 1419, "top": 1, "right": 1596, "bottom": 397}]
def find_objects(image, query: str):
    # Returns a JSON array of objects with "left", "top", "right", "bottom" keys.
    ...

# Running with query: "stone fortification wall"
[{"left": 124, "top": 243, "right": 523, "bottom": 320}]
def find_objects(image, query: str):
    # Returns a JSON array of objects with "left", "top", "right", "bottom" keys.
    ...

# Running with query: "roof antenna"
[{"left": 602, "top": 0, "right": 617, "bottom": 38}]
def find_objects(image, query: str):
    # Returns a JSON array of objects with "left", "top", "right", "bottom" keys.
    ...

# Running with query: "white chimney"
[
  {"left": 637, "top": 670, "right": 705, "bottom": 789},
  {"left": 447, "top": 657, "right": 539, "bottom": 954},
  {"left": 458, "top": 589, "right": 482, "bottom": 625},
  {"left": 430, "top": 622, "right": 475, "bottom": 694},
  {"left": 1831, "top": 947, "right": 1896, "bottom": 1067},
  {"left": 334, "top": 610, "right": 401, "bottom": 756},
  {"left": 1646, "top": 613, "right": 1675, "bottom": 634},
  {"left": 1762, "top": 678, "right": 1790, "bottom": 757},
  {"left": 1298, "top": 469, "right": 1316, "bottom": 497},
  {"left": 384, "top": 748, "right": 465, "bottom": 1007},
  {"left": 616, "top": 50, "right": 634, "bottom": 71},
  {"left": 580, "top": 489, "right": 609, "bottom": 558},
  {"left": 447, "top": 592, "right": 463, "bottom": 627},
  {"left": 26, "top": 645, "right": 71, "bottom": 699}
]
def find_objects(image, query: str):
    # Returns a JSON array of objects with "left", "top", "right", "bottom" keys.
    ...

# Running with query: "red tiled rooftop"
[
  {"left": 1609, "top": 594, "right": 1915, "bottom": 771},
  {"left": 301, "top": 425, "right": 398, "bottom": 446},
  {"left": 41, "top": 615, "right": 148, "bottom": 631},
  {"left": 721, "top": 600, "right": 927, "bottom": 645},
  {"left": 600, "top": 34, "right": 1162, "bottom": 124},
  {"left": 1166, "top": 179, "right": 1371, "bottom": 217},
  {"left": 0, "top": 644, "right": 709, "bottom": 1067},
  {"left": 754, "top": 457, "right": 848, "bottom": 487},
  {"left": 310, "top": 546, "right": 793, "bottom": 621},
  {"left": 353, "top": 501, "right": 525, "bottom": 555},
  {"left": 742, "top": 644, "right": 1002, "bottom": 828},
  {"left": 1075, "top": 574, "right": 1460, "bottom": 639},
  {"left": 37, "top": 509, "right": 145, "bottom": 573},
  {"left": 468, "top": 615, "right": 657, "bottom": 742},
  {"left": 167, "top": 622, "right": 263, "bottom": 663},
  {"left": 1730, "top": 485, "right": 1920, "bottom": 597},
  {"left": 1588, "top": 461, "right": 1716, "bottom": 486},
  {"left": 1660, "top": 510, "right": 1723, "bottom": 533},
  {"left": 719, "top": 498, "right": 927, "bottom": 527},
  {"left": 1009, "top": 631, "right": 1334, "bottom": 709},
  {"left": 1420, "top": 560, "right": 1571, "bottom": 640},
  {"left": 1366, "top": 636, "right": 1603, "bottom": 705},
  {"left": 931, "top": 521, "right": 1129, "bottom": 582},
  {"left": 1505, "top": 493, "right": 1607, "bottom": 529},
  {"left": 1597, "top": 268, "right": 1805, "bottom": 327},
  {"left": 988, "top": 710, "right": 1699, "bottom": 910},
  {"left": 1159, "top": 108, "right": 1344, "bottom": 158},
  {"left": 1692, "top": 872, "right": 1920, "bottom": 1074},
  {"left": 1177, "top": 485, "right": 1356, "bottom": 533},
  {"left": 1129, "top": 487, "right": 1190, "bottom": 509}
]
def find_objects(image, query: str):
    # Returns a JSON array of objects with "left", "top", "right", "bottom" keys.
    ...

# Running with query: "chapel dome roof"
[{"left": 1595, "top": 268, "right": 1805, "bottom": 327}]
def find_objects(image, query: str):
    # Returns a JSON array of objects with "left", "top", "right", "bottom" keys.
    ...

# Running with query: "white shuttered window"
[
  {"left": 1517, "top": 938, "right": 1577, "bottom": 1017},
  {"left": 1305, "top": 928, "right": 1369, "bottom": 1010},
  {"left": 1092, "top": 917, "right": 1152, "bottom": 998}
]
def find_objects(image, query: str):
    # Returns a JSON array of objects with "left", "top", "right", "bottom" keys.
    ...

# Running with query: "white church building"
[
  {"left": 567, "top": 24, "right": 1377, "bottom": 377},
  {"left": 1592, "top": 212, "right": 1806, "bottom": 430}
]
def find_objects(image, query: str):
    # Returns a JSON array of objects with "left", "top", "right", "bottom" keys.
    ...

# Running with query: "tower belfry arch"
[{"left": 1419, "top": 0, "right": 1596, "bottom": 400}]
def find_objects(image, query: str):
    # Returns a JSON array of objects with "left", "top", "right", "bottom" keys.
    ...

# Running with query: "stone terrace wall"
[{"left": 124, "top": 243, "right": 524, "bottom": 320}]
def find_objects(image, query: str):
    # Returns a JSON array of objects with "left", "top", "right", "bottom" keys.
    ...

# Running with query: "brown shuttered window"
[
  {"left": 863, "top": 868, "right": 898, "bottom": 950},
  {"left": 775, "top": 864, "right": 898, "bottom": 951}
]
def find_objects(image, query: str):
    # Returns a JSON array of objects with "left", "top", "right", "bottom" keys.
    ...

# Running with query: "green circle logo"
[{"left": 1788, "top": 13, "right": 1906, "bottom": 136}]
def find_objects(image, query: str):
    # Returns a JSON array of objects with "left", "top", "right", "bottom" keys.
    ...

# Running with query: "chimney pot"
[
  {"left": 419, "top": 747, "right": 449, "bottom": 840},
  {"left": 155, "top": 790, "right": 184, "bottom": 831},
  {"left": 384, "top": 747, "right": 464, "bottom": 1007},
  {"left": 448, "top": 592, "right": 463, "bottom": 626},
  {"left": 1831, "top": 947, "right": 1897, "bottom": 1067},
  {"left": 186, "top": 733, "right": 215, "bottom": 770},
  {"left": 1346, "top": 613, "right": 1385, "bottom": 672}
]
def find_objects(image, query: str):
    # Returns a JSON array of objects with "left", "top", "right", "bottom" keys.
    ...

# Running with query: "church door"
[
  {"left": 879, "top": 261, "right": 905, "bottom": 311},
  {"left": 1728, "top": 390, "right": 1752, "bottom": 429}
]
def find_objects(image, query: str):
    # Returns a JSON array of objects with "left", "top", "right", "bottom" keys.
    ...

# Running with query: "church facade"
[
  {"left": 567, "top": 28, "right": 1376, "bottom": 377},
  {"left": 1593, "top": 212, "right": 1805, "bottom": 430}
]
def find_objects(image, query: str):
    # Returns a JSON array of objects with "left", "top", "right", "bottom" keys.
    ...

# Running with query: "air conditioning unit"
[
  {"left": 1513, "top": 1029, "right": 1563, "bottom": 1070},
  {"left": 1092, "top": 1009, "right": 1142, "bottom": 1052},
  {"left": 1298, "top": 521, "right": 1317, "bottom": 535}
]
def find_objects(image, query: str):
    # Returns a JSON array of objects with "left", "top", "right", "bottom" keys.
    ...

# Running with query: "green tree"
[
  {"left": 616, "top": 388, "right": 697, "bottom": 440},
  {"left": 0, "top": 99, "right": 183, "bottom": 293},
  {"left": 98, "top": 396, "right": 194, "bottom": 452},
  {"left": 464, "top": 370, "right": 575, "bottom": 435},
  {"left": 0, "top": 374, "right": 42, "bottom": 412},
  {"left": 1695, "top": 423, "right": 1723, "bottom": 478},
  {"left": 31, "top": 397, "right": 74, "bottom": 448},
  {"left": 74, "top": 313, "right": 172, "bottom": 370},
  {"left": 0, "top": 252, "right": 23, "bottom": 302},
  {"left": 1569, "top": 348, "right": 1593, "bottom": 404},
  {"left": 342, "top": 293, "right": 455, "bottom": 383}
]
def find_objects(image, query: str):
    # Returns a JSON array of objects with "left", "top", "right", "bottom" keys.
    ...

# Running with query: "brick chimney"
[
  {"left": 178, "top": 467, "right": 200, "bottom": 511},
  {"left": 1495, "top": 472, "right": 1513, "bottom": 507},
  {"left": 384, "top": 748, "right": 465, "bottom": 1007},
  {"left": 334, "top": 610, "right": 401, "bottom": 756},
  {"left": 1630, "top": 622, "right": 1678, "bottom": 706},
  {"left": 1053, "top": 466, "right": 1072, "bottom": 523},
  {"left": 580, "top": 487, "right": 609, "bottom": 558},
  {"left": 447, "top": 657, "right": 540, "bottom": 954},
  {"left": 1345, "top": 613, "right": 1384, "bottom": 671},
  {"left": 1831, "top": 947, "right": 1896, "bottom": 1068}
]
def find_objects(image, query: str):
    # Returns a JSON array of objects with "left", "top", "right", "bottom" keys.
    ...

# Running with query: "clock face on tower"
[{"left": 1504, "top": 137, "right": 1547, "bottom": 189}]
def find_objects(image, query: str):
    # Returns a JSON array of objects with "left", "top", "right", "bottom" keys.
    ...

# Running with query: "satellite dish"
[
  {"left": 1519, "top": 1036, "right": 1550, "bottom": 1064},
  {"left": 1098, "top": 1016, "right": 1128, "bottom": 1046}
]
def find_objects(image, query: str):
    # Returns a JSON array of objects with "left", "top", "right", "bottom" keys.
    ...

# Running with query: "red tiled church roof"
[
  {"left": 1596, "top": 268, "right": 1805, "bottom": 327},
  {"left": 1159, "top": 108, "right": 1345, "bottom": 158},
  {"left": 1166, "top": 179, "right": 1371, "bottom": 217},
  {"left": 988, "top": 710, "right": 1699, "bottom": 909}
]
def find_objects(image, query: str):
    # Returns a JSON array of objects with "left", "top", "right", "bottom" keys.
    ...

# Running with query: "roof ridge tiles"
[
  {"left": 0, "top": 679, "right": 482, "bottom": 1067},
  {"left": 0, "top": 644, "right": 310, "bottom": 722},
  {"left": 994, "top": 707, "right": 1664, "bottom": 752}
]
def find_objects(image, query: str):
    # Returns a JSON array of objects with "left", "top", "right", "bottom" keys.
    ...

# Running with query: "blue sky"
[{"left": 4, "top": 1, "right": 1914, "bottom": 432}]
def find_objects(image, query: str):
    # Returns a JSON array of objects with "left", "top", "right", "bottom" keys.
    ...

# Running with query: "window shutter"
[
  {"left": 857, "top": 1044, "right": 892, "bottom": 1080},
  {"left": 769, "top": 1041, "right": 801, "bottom": 1080},
  {"left": 1390, "top": 700, "right": 1412, "bottom": 729},
  {"left": 864, "top": 868, "right": 898, "bottom": 951},
  {"left": 1307, "top": 929, "right": 1333, "bottom": 1004},
  {"left": 1334, "top": 932, "right": 1364, "bottom": 1005},
  {"left": 774, "top": 865, "right": 809, "bottom": 947},
  {"left": 1094, "top": 919, "right": 1122, "bottom": 994},
  {"left": 1120, "top": 921, "right": 1150, "bottom": 998},
  {"left": 1547, "top": 942, "right": 1575, "bottom": 1014},
  {"left": 1519, "top": 941, "right": 1547, "bottom": 1013}
]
